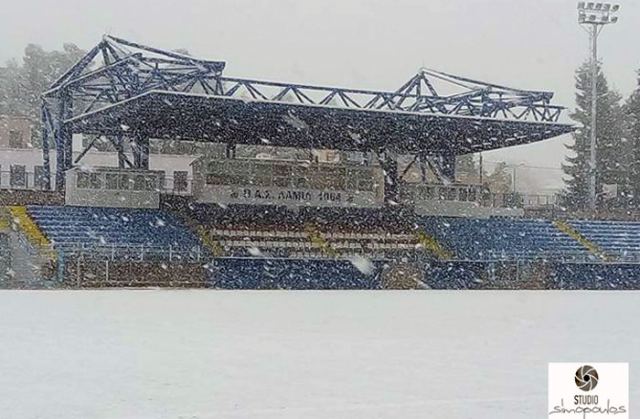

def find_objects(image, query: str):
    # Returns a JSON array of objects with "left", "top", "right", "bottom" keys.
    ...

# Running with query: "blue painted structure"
[
  {"left": 27, "top": 205, "right": 201, "bottom": 252},
  {"left": 41, "top": 35, "right": 573, "bottom": 198},
  {"left": 569, "top": 220, "right": 640, "bottom": 257},
  {"left": 420, "top": 217, "right": 590, "bottom": 261},
  {"left": 207, "top": 258, "right": 381, "bottom": 290}
]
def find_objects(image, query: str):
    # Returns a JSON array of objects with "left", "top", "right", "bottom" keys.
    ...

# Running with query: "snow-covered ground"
[{"left": 0, "top": 291, "right": 638, "bottom": 419}]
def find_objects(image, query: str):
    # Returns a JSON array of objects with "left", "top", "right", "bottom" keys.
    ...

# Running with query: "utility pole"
[{"left": 577, "top": 2, "right": 620, "bottom": 211}]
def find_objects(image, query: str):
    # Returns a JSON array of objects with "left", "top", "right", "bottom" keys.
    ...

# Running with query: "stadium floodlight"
[{"left": 577, "top": 2, "right": 621, "bottom": 211}]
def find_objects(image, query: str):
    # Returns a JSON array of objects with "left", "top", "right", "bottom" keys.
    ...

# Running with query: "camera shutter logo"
[{"left": 575, "top": 365, "right": 599, "bottom": 391}]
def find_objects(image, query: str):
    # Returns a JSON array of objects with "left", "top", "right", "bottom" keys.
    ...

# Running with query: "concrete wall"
[
  {"left": 65, "top": 168, "right": 162, "bottom": 209},
  {"left": 0, "top": 144, "right": 198, "bottom": 192}
]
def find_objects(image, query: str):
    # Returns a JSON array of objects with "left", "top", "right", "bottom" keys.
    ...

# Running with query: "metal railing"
[{"left": 59, "top": 243, "right": 207, "bottom": 262}]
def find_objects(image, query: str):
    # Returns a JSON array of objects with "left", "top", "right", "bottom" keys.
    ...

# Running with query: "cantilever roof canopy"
[{"left": 66, "top": 90, "right": 573, "bottom": 155}]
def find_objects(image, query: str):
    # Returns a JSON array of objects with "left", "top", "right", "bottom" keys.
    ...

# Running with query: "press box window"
[
  {"left": 105, "top": 174, "right": 119, "bottom": 190},
  {"left": 77, "top": 172, "right": 91, "bottom": 189},
  {"left": 10, "top": 165, "right": 26, "bottom": 188},
  {"left": 34, "top": 166, "right": 48, "bottom": 190},
  {"left": 174, "top": 171, "right": 188, "bottom": 192},
  {"left": 89, "top": 173, "right": 103, "bottom": 189},
  {"left": 119, "top": 174, "right": 133, "bottom": 190},
  {"left": 9, "top": 130, "right": 23, "bottom": 148},
  {"left": 134, "top": 175, "right": 147, "bottom": 191}
]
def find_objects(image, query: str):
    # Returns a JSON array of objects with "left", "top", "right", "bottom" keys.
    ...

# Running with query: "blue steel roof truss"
[{"left": 41, "top": 35, "right": 571, "bottom": 190}]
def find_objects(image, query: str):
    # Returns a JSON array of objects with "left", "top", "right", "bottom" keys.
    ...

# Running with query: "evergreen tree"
[
  {"left": 562, "top": 61, "right": 626, "bottom": 210},
  {"left": 0, "top": 43, "right": 86, "bottom": 148},
  {"left": 485, "top": 161, "right": 512, "bottom": 194},
  {"left": 0, "top": 43, "right": 86, "bottom": 119},
  {"left": 625, "top": 69, "right": 640, "bottom": 207}
]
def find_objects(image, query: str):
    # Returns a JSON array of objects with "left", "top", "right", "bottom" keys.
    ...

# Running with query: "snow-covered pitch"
[{"left": 0, "top": 290, "right": 638, "bottom": 419}]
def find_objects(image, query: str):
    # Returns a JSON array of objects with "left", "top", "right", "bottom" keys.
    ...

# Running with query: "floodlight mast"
[{"left": 577, "top": 2, "right": 620, "bottom": 211}]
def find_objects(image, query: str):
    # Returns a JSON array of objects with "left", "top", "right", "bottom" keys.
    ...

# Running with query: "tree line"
[{"left": 562, "top": 61, "right": 640, "bottom": 211}]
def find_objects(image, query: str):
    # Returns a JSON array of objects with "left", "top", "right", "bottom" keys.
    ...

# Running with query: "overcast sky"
[{"left": 1, "top": 0, "right": 638, "bottom": 189}]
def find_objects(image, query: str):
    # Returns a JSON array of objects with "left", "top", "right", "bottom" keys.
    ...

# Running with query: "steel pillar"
[
  {"left": 40, "top": 104, "right": 51, "bottom": 190},
  {"left": 378, "top": 151, "right": 399, "bottom": 204},
  {"left": 54, "top": 94, "right": 73, "bottom": 190},
  {"left": 132, "top": 135, "right": 150, "bottom": 169},
  {"left": 440, "top": 153, "right": 456, "bottom": 181},
  {"left": 226, "top": 143, "right": 236, "bottom": 159}
]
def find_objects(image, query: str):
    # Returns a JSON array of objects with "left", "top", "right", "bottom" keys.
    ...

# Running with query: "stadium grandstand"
[{"left": 2, "top": 35, "right": 640, "bottom": 289}]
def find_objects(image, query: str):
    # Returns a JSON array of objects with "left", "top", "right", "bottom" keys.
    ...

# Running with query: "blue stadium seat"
[
  {"left": 569, "top": 220, "right": 640, "bottom": 257},
  {"left": 27, "top": 205, "right": 202, "bottom": 251},
  {"left": 423, "top": 261, "right": 484, "bottom": 289},
  {"left": 420, "top": 217, "right": 588, "bottom": 261},
  {"left": 550, "top": 263, "right": 640, "bottom": 289},
  {"left": 207, "top": 258, "right": 380, "bottom": 289}
]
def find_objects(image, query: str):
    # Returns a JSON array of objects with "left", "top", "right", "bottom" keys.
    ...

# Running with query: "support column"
[
  {"left": 63, "top": 131, "right": 73, "bottom": 171},
  {"left": 418, "top": 156, "right": 429, "bottom": 183},
  {"left": 132, "top": 135, "right": 150, "bottom": 169},
  {"left": 115, "top": 136, "right": 126, "bottom": 168},
  {"left": 440, "top": 153, "right": 456, "bottom": 181},
  {"left": 225, "top": 143, "right": 236, "bottom": 159},
  {"left": 140, "top": 136, "right": 149, "bottom": 169},
  {"left": 378, "top": 150, "right": 399, "bottom": 204},
  {"left": 54, "top": 92, "right": 73, "bottom": 191},
  {"left": 41, "top": 104, "right": 51, "bottom": 191}
]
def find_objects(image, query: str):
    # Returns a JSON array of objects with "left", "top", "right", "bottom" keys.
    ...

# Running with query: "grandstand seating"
[
  {"left": 184, "top": 203, "right": 412, "bottom": 233},
  {"left": 9, "top": 206, "right": 50, "bottom": 247},
  {"left": 550, "top": 262, "right": 640, "bottom": 290},
  {"left": 17, "top": 202, "right": 640, "bottom": 290},
  {"left": 208, "top": 258, "right": 380, "bottom": 289},
  {"left": 423, "top": 261, "right": 484, "bottom": 289},
  {"left": 569, "top": 220, "right": 640, "bottom": 258},
  {"left": 204, "top": 227, "right": 418, "bottom": 259},
  {"left": 26, "top": 206, "right": 202, "bottom": 253},
  {"left": 420, "top": 217, "right": 589, "bottom": 261}
]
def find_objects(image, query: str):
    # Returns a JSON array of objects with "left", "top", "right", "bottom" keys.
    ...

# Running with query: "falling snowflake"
[
  {"left": 347, "top": 255, "right": 375, "bottom": 275},
  {"left": 282, "top": 111, "right": 308, "bottom": 130},
  {"left": 248, "top": 247, "right": 263, "bottom": 257}
]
